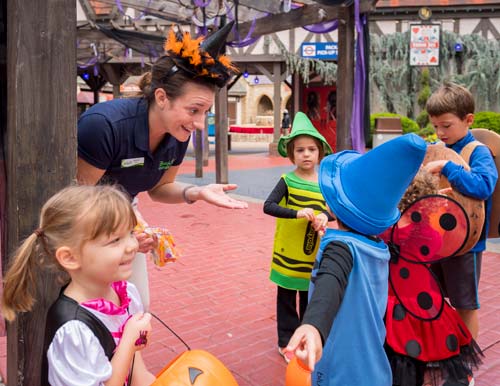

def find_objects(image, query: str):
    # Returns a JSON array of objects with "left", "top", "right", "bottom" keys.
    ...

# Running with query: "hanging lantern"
[
  {"left": 243, "top": 69, "right": 249, "bottom": 78},
  {"left": 152, "top": 349, "right": 239, "bottom": 386},
  {"left": 254, "top": 76, "right": 259, "bottom": 84}
]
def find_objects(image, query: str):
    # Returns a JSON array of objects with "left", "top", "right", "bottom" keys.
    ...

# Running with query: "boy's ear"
[
  {"left": 465, "top": 113, "right": 474, "bottom": 126},
  {"left": 55, "top": 246, "right": 81, "bottom": 271}
]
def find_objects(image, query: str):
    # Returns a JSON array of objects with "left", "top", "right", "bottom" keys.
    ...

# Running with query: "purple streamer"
[
  {"left": 290, "top": 3, "right": 339, "bottom": 34},
  {"left": 350, "top": 0, "right": 366, "bottom": 152},
  {"left": 115, "top": 0, "right": 152, "bottom": 21},
  {"left": 77, "top": 56, "right": 99, "bottom": 69},
  {"left": 225, "top": 3, "right": 259, "bottom": 48},
  {"left": 194, "top": 0, "right": 211, "bottom": 7},
  {"left": 303, "top": 20, "right": 339, "bottom": 34}
]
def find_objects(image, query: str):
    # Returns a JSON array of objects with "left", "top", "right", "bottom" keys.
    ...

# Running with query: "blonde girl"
[{"left": 2, "top": 185, "right": 156, "bottom": 386}]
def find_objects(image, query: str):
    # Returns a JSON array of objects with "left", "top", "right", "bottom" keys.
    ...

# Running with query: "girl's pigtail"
[{"left": 1, "top": 233, "right": 41, "bottom": 321}]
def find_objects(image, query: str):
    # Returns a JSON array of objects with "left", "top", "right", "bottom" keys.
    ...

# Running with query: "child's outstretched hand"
[
  {"left": 297, "top": 208, "right": 316, "bottom": 222},
  {"left": 122, "top": 312, "right": 152, "bottom": 351},
  {"left": 286, "top": 324, "right": 323, "bottom": 372}
]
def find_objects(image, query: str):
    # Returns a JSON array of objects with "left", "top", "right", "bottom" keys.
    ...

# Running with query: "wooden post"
[
  {"left": 273, "top": 62, "right": 282, "bottom": 144},
  {"left": 195, "top": 129, "right": 203, "bottom": 178},
  {"left": 215, "top": 86, "right": 228, "bottom": 184},
  {"left": 5, "top": 1, "right": 76, "bottom": 385},
  {"left": 336, "top": 4, "right": 355, "bottom": 151}
]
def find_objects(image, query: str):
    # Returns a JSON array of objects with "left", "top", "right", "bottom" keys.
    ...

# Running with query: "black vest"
[{"left": 41, "top": 293, "right": 116, "bottom": 385}]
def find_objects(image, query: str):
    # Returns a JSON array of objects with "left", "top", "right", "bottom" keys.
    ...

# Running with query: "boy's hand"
[
  {"left": 286, "top": 324, "right": 323, "bottom": 372},
  {"left": 297, "top": 208, "right": 315, "bottom": 222},
  {"left": 423, "top": 160, "right": 448, "bottom": 175},
  {"left": 122, "top": 312, "right": 152, "bottom": 351}
]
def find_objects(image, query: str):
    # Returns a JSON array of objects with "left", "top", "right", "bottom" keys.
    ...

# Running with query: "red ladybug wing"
[
  {"left": 389, "top": 258, "right": 444, "bottom": 320},
  {"left": 386, "top": 297, "right": 473, "bottom": 362},
  {"left": 394, "top": 195, "right": 469, "bottom": 264}
]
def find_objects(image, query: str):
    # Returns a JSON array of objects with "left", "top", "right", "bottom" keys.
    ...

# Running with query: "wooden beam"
[
  {"left": 238, "top": 0, "right": 281, "bottom": 14},
  {"left": 229, "top": 0, "right": 373, "bottom": 39},
  {"left": 215, "top": 86, "right": 229, "bottom": 184},
  {"left": 336, "top": 4, "right": 355, "bottom": 151},
  {"left": 6, "top": 1, "right": 76, "bottom": 385},
  {"left": 95, "top": 0, "right": 193, "bottom": 23}
]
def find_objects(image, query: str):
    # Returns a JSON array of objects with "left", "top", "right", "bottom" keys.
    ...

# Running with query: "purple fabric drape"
[
  {"left": 225, "top": 3, "right": 260, "bottom": 48},
  {"left": 350, "top": 0, "right": 366, "bottom": 152},
  {"left": 303, "top": 20, "right": 339, "bottom": 34},
  {"left": 194, "top": 0, "right": 212, "bottom": 7}
]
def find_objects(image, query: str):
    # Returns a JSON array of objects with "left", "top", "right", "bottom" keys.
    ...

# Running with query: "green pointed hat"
[{"left": 278, "top": 112, "right": 333, "bottom": 157}]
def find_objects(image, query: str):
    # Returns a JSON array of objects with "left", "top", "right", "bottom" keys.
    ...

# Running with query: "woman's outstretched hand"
[{"left": 198, "top": 184, "right": 248, "bottom": 209}]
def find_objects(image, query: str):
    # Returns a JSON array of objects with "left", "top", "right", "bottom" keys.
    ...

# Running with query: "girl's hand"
[
  {"left": 198, "top": 184, "right": 248, "bottom": 209},
  {"left": 297, "top": 208, "right": 315, "bottom": 222},
  {"left": 312, "top": 213, "right": 328, "bottom": 234},
  {"left": 121, "top": 312, "right": 152, "bottom": 352},
  {"left": 423, "top": 160, "right": 448, "bottom": 175},
  {"left": 134, "top": 231, "right": 158, "bottom": 254},
  {"left": 286, "top": 324, "right": 323, "bottom": 371}
]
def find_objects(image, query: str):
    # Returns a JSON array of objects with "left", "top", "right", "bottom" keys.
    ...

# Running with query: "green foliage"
[
  {"left": 417, "top": 85, "right": 431, "bottom": 109},
  {"left": 370, "top": 31, "right": 500, "bottom": 116},
  {"left": 471, "top": 111, "right": 500, "bottom": 135},
  {"left": 420, "top": 68, "right": 430, "bottom": 88},
  {"left": 416, "top": 110, "right": 429, "bottom": 129}
]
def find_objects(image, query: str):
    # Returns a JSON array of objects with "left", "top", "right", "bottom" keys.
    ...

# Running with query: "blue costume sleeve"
[
  {"left": 78, "top": 113, "right": 116, "bottom": 170},
  {"left": 442, "top": 145, "right": 498, "bottom": 200},
  {"left": 302, "top": 241, "right": 353, "bottom": 343}
]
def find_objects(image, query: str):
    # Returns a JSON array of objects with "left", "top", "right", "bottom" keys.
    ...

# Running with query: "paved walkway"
[{"left": 1, "top": 143, "right": 499, "bottom": 385}]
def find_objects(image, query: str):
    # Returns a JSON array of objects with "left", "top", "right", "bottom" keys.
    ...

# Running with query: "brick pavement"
[{"left": 0, "top": 149, "right": 499, "bottom": 385}]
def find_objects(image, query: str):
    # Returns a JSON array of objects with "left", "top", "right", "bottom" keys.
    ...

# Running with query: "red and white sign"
[{"left": 409, "top": 24, "right": 440, "bottom": 66}]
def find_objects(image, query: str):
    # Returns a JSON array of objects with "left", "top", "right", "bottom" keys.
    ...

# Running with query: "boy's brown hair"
[{"left": 426, "top": 82, "right": 475, "bottom": 120}]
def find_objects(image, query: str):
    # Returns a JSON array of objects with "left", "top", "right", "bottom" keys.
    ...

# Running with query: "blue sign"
[{"left": 300, "top": 42, "right": 338, "bottom": 60}]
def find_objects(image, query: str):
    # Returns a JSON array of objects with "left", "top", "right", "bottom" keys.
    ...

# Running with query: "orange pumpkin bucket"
[
  {"left": 152, "top": 349, "right": 239, "bottom": 386},
  {"left": 285, "top": 356, "right": 311, "bottom": 386}
]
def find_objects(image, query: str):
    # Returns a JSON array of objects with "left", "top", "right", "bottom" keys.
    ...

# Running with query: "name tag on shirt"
[{"left": 121, "top": 157, "right": 144, "bottom": 168}]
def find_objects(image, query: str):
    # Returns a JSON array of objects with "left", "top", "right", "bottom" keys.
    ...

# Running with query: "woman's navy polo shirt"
[{"left": 78, "top": 98, "right": 189, "bottom": 198}]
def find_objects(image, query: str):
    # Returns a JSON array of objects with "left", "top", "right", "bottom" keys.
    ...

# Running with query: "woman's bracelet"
[{"left": 182, "top": 185, "right": 197, "bottom": 204}]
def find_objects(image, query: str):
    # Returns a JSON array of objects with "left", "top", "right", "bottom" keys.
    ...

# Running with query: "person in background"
[
  {"left": 264, "top": 112, "right": 333, "bottom": 363},
  {"left": 286, "top": 134, "right": 427, "bottom": 386},
  {"left": 281, "top": 109, "right": 291, "bottom": 136},
  {"left": 77, "top": 23, "right": 248, "bottom": 310},
  {"left": 1, "top": 185, "right": 156, "bottom": 385}
]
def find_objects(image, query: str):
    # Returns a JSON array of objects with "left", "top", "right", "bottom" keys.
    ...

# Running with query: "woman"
[{"left": 77, "top": 22, "right": 247, "bottom": 309}]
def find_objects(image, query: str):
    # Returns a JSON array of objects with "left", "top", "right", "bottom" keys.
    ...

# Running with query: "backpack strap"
[
  {"left": 41, "top": 292, "right": 116, "bottom": 385},
  {"left": 460, "top": 140, "right": 483, "bottom": 164}
]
